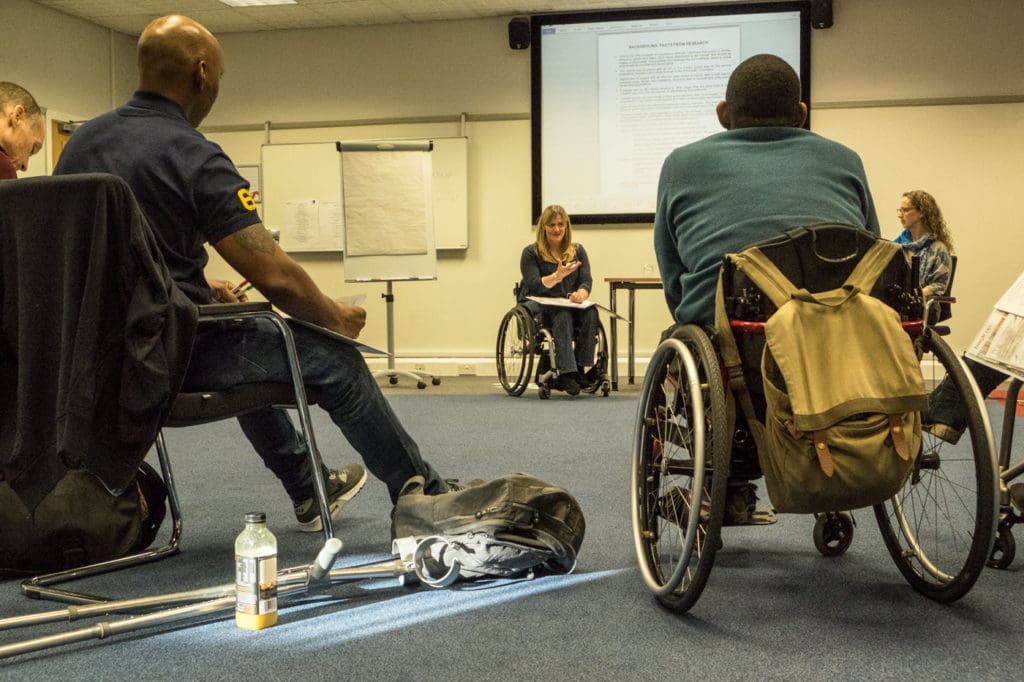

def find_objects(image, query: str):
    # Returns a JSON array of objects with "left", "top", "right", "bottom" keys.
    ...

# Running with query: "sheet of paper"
[
  {"left": 994, "top": 270, "right": 1024, "bottom": 317},
  {"left": 283, "top": 318, "right": 386, "bottom": 355},
  {"left": 526, "top": 295, "right": 628, "bottom": 321},
  {"left": 337, "top": 293, "right": 367, "bottom": 307}
]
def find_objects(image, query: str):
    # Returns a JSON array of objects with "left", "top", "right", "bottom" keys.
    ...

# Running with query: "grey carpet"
[{"left": 0, "top": 391, "right": 1020, "bottom": 680}]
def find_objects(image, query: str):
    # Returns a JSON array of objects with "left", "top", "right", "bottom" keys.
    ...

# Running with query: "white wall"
[{"left": 10, "top": 0, "right": 1024, "bottom": 370}]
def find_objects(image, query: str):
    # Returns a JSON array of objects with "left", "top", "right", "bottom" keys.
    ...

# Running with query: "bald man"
[
  {"left": 0, "top": 82, "right": 45, "bottom": 179},
  {"left": 55, "top": 15, "right": 455, "bottom": 533}
]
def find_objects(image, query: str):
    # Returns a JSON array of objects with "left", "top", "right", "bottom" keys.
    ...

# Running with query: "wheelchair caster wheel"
[
  {"left": 389, "top": 376, "right": 398, "bottom": 385},
  {"left": 538, "top": 385, "right": 551, "bottom": 400},
  {"left": 987, "top": 526, "right": 1015, "bottom": 569},
  {"left": 432, "top": 377, "right": 441, "bottom": 386},
  {"left": 601, "top": 382, "right": 610, "bottom": 397},
  {"left": 417, "top": 381, "right": 427, "bottom": 389},
  {"left": 813, "top": 512, "right": 854, "bottom": 557}
]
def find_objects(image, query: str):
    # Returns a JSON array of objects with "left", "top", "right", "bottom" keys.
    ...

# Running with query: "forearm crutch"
[{"left": 0, "top": 536, "right": 462, "bottom": 660}]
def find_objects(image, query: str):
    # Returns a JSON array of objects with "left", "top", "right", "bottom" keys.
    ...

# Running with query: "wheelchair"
[
  {"left": 630, "top": 224, "right": 998, "bottom": 614},
  {"left": 496, "top": 285, "right": 612, "bottom": 399}
]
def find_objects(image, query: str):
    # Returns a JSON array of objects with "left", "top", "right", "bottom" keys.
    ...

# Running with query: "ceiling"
[{"left": 29, "top": 0, "right": 729, "bottom": 36}]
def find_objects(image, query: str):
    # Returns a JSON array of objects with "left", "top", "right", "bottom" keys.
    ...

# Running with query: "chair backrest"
[
  {"left": 721, "top": 223, "right": 921, "bottom": 323},
  {"left": 0, "top": 173, "right": 197, "bottom": 511}
]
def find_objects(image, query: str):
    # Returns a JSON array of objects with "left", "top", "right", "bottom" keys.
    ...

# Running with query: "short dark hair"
[
  {"left": 724, "top": 54, "right": 801, "bottom": 128},
  {"left": 0, "top": 81, "right": 42, "bottom": 117}
]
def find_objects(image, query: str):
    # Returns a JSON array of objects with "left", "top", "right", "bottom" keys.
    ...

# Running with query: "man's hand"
[
  {"left": 207, "top": 277, "right": 248, "bottom": 303},
  {"left": 331, "top": 300, "right": 366, "bottom": 339}
]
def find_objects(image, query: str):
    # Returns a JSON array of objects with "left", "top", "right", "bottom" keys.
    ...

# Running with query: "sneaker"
[
  {"left": 926, "top": 422, "right": 964, "bottom": 445},
  {"left": 723, "top": 482, "right": 777, "bottom": 526},
  {"left": 294, "top": 464, "right": 368, "bottom": 532},
  {"left": 557, "top": 372, "right": 581, "bottom": 396}
]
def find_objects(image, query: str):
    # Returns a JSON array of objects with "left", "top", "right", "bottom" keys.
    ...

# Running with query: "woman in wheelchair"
[
  {"left": 894, "top": 190, "right": 954, "bottom": 321},
  {"left": 518, "top": 205, "right": 599, "bottom": 396}
]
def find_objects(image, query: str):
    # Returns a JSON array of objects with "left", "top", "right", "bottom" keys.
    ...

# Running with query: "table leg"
[
  {"left": 628, "top": 289, "right": 636, "bottom": 384},
  {"left": 609, "top": 283, "right": 619, "bottom": 391}
]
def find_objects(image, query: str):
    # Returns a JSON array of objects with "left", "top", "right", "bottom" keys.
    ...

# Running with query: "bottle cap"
[{"left": 244, "top": 512, "right": 267, "bottom": 524}]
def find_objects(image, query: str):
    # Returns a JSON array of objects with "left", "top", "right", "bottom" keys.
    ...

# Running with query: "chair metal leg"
[{"left": 264, "top": 313, "right": 334, "bottom": 540}]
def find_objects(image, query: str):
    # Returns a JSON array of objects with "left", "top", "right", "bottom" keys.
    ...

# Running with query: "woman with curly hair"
[{"left": 894, "top": 190, "right": 954, "bottom": 304}]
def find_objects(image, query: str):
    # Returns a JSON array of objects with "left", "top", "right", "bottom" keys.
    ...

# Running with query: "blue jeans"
[
  {"left": 928, "top": 356, "right": 1007, "bottom": 431},
  {"left": 523, "top": 302, "right": 599, "bottom": 374},
  {"left": 182, "top": 319, "right": 446, "bottom": 504}
]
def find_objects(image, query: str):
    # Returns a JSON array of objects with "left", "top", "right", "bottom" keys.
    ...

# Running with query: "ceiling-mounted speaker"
[
  {"left": 508, "top": 17, "right": 530, "bottom": 50},
  {"left": 810, "top": 0, "right": 833, "bottom": 29}
]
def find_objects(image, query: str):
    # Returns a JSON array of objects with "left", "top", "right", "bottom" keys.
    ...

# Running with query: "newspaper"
[{"left": 965, "top": 273, "right": 1024, "bottom": 380}]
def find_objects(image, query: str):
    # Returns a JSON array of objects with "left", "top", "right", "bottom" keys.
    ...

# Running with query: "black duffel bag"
[{"left": 392, "top": 473, "right": 585, "bottom": 579}]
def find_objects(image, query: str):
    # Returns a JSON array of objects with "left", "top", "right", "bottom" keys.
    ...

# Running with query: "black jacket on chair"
[{"left": 0, "top": 173, "right": 197, "bottom": 511}]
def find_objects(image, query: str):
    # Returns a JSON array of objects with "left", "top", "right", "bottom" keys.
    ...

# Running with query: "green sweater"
[{"left": 654, "top": 126, "right": 880, "bottom": 325}]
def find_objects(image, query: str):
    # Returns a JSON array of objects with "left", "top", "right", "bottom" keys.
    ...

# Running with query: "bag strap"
[
  {"left": 713, "top": 268, "right": 769, "bottom": 455},
  {"left": 726, "top": 247, "right": 798, "bottom": 309},
  {"left": 842, "top": 240, "right": 902, "bottom": 292}
]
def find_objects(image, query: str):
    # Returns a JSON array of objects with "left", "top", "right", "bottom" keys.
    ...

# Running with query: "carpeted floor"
[{"left": 1, "top": 384, "right": 1021, "bottom": 680}]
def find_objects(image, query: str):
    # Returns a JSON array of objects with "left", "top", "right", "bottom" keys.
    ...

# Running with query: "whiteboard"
[{"left": 260, "top": 137, "right": 468, "bottom": 252}]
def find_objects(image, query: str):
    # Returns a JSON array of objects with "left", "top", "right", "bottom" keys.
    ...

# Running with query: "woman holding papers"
[{"left": 518, "top": 204, "right": 599, "bottom": 396}]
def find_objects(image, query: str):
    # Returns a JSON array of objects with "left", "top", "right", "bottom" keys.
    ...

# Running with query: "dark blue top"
[
  {"left": 518, "top": 243, "right": 592, "bottom": 301},
  {"left": 54, "top": 91, "right": 261, "bottom": 303}
]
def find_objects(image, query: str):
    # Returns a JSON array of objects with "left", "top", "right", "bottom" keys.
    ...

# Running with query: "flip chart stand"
[{"left": 372, "top": 281, "right": 441, "bottom": 389}]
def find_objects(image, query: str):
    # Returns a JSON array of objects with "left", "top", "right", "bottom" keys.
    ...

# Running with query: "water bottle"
[{"left": 234, "top": 512, "right": 278, "bottom": 630}]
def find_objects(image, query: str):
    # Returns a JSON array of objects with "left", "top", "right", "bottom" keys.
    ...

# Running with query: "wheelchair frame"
[
  {"left": 496, "top": 298, "right": 612, "bottom": 399},
  {"left": 630, "top": 224, "right": 999, "bottom": 614}
]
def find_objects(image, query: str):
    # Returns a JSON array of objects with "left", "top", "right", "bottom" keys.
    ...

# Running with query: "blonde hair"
[
  {"left": 903, "top": 190, "right": 954, "bottom": 252},
  {"left": 534, "top": 204, "right": 576, "bottom": 263}
]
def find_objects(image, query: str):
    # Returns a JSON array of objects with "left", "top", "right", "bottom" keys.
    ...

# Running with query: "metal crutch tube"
[{"left": 0, "top": 537, "right": 448, "bottom": 660}]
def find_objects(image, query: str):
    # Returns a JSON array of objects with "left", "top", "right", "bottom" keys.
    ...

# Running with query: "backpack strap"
[
  {"left": 842, "top": 240, "right": 903, "bottom": 293},
  {"left": 726, "top": 246, "right": 799, "bottom": 309},
  {"left": 714, "top": 266, "right": 769, "bottom": 455},
  {"left": 888, "top": 415, "right": 911, "bottom": 460}
]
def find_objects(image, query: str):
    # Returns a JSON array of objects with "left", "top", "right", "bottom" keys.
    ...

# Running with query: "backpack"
[
  {"left": 716, "top": 239, "right": 929, "bottom": 514},
  {"left": 0, "top": 462, "right": 167, "bottom": 574},
  {"left": 391, "top": 473, "right": 585, "bottom": 580}
]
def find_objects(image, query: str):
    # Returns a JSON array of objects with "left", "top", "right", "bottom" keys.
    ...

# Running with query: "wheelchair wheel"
[
  {"left": 631, "top": 325, "right": 730, "bottom": 614},
  {"left": 582, "top": 321, "right": 610, "bottom": 396},
  {"left": 873, "top": 329, "right": 998, "bottom": 603},
  {"left": 496, "top": 307, "right": 535, "bottom": 397},
  {"left": 813, "top": 512, "right": 854, "bottom": 557}
]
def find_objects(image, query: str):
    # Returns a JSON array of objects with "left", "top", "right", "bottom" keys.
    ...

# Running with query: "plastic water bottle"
[{"left": 234, "top": 512, "right": 278, "bottom": 630}]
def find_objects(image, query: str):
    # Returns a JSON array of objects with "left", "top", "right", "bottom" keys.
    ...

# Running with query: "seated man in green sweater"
[{"left": 653, "top": 53, "right": 881, "bottom": 524}]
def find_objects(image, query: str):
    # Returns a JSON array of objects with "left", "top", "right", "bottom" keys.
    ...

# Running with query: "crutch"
[{"left": 0, "top": 536, "right": 462, "bottom": 660}]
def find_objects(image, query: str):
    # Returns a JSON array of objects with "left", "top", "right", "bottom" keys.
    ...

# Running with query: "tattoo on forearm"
[{"left": 236, "top": 225, "right": 277, "bottom": 255}]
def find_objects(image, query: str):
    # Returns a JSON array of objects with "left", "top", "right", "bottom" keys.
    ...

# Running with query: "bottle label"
[{"left": 235, "top": 554, "right": 278, "bottom": 617}]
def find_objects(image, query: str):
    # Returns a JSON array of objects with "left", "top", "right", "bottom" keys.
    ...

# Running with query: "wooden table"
[{"left": 605, "top": 277, "right": 663, "bottom": 390}]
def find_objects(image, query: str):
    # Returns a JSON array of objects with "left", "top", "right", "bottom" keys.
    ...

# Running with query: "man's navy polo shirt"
[{"left": 54, "top": 91, "right": 261, "bottom": 303}]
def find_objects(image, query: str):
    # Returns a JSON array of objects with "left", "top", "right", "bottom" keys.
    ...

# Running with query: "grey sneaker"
[
  {"left": 723, "top": 483, "right": 777, "bottom": 526},
  {"left": 294, "top": 464, "right": 368, "bottom": 532}
]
